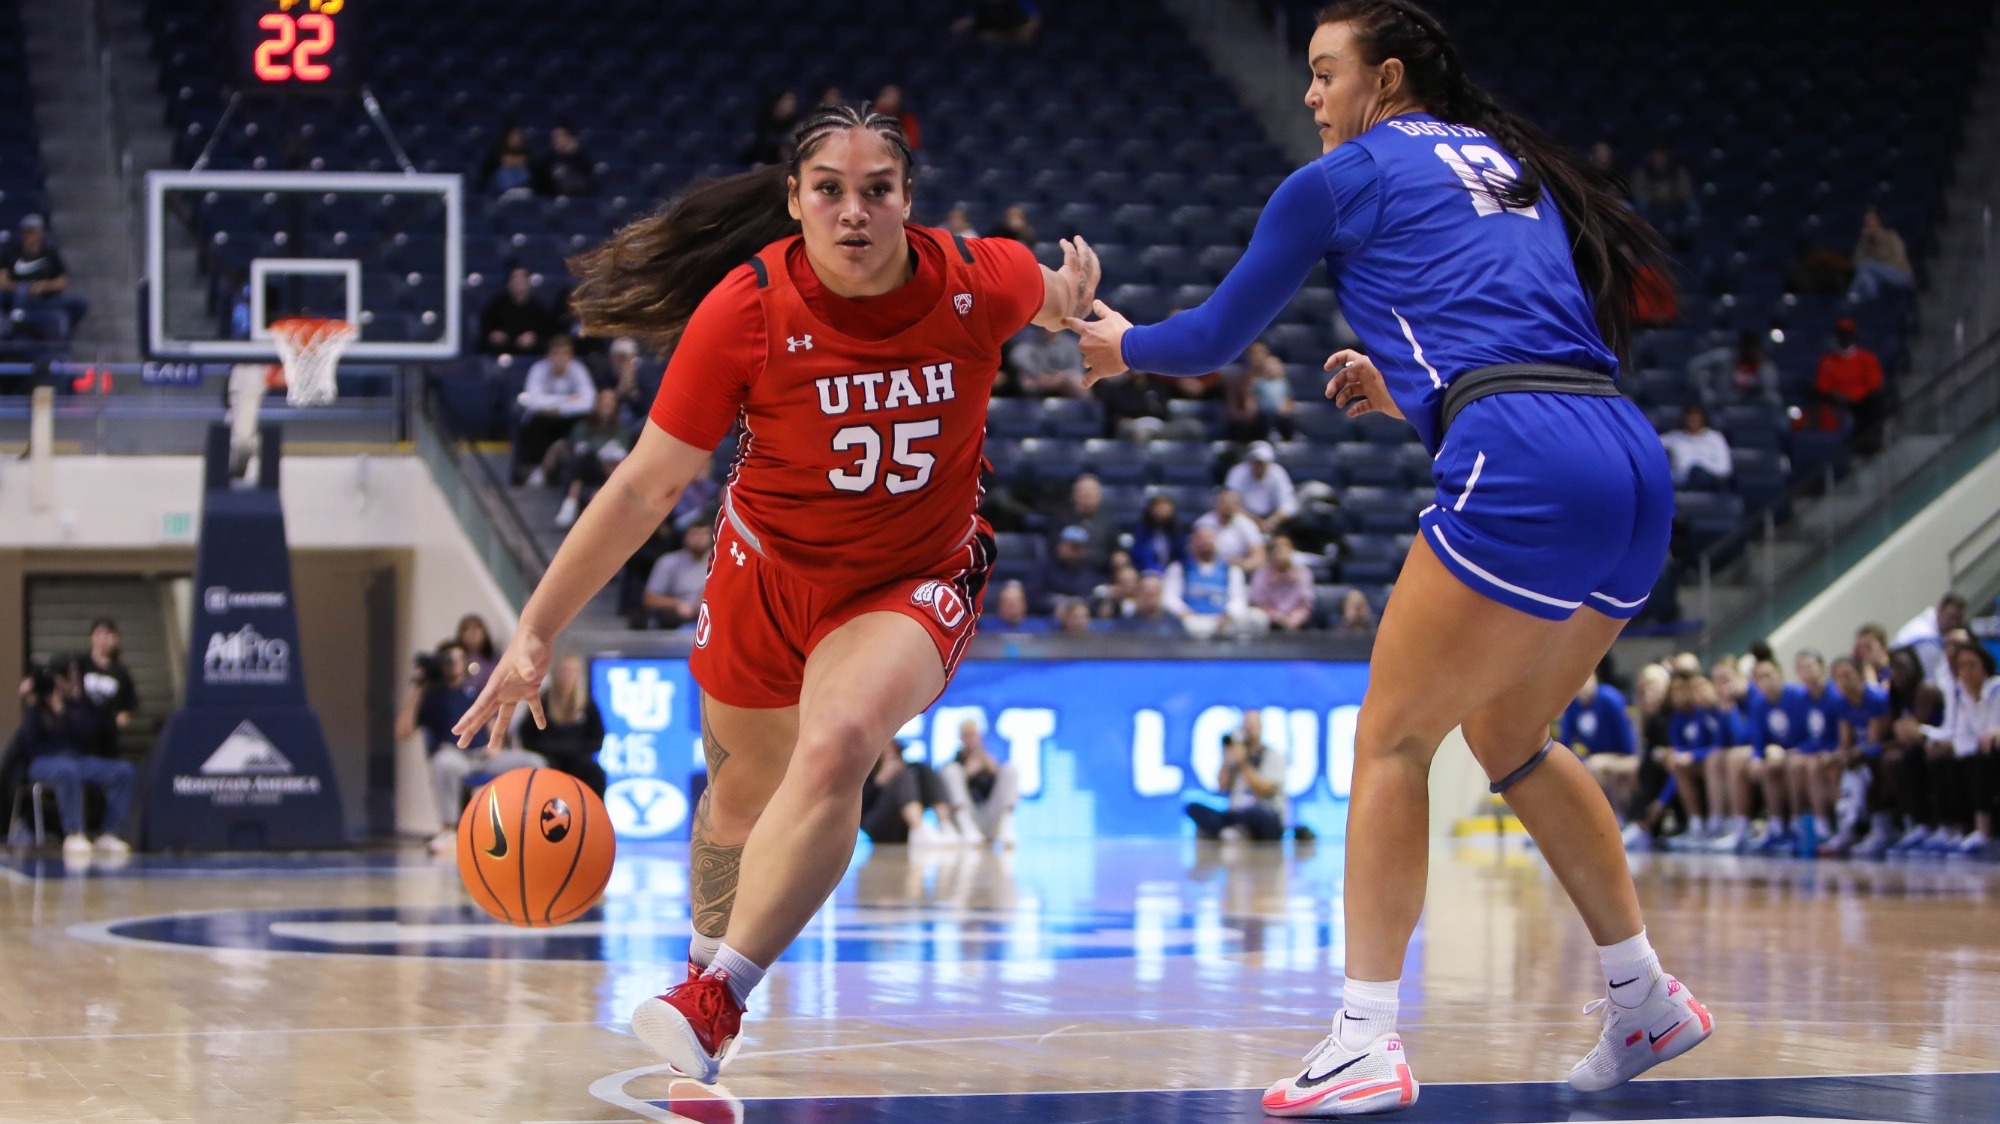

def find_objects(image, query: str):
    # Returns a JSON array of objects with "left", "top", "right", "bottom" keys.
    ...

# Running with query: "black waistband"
[{"left": 1440, "top": 364, "right": 1621, "bottom": 437}]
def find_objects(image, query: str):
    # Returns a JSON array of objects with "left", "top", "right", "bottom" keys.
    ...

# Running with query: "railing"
[
  {"left": 1948, "top": 503, "right": 2000, "bottom": 612},
  {"left": 1697, "top": 327, "right": 2000, "bottom": 652},
  {"left": 0, "top": 363, "right": 405, "bottom": 452},
  {"left": 410, "top": 384, "right": 547, "bottom": 612}
]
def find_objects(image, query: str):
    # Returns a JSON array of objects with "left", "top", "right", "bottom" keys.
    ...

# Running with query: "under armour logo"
[
  {"left": 729, "top": 541, "right": 747, "bottom": 566},
  {"left": 787, "top": 335, "right": 813, "bottom": 352}
]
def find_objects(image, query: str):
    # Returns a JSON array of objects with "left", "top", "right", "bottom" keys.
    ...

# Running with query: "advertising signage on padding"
[{"left": 591, "top": 658, "right": 1367, "bottom": 841}]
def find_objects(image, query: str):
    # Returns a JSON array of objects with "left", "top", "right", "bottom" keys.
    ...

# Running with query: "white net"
[{"left": 271, "top": 317, "right": 358, "bottom": 407}]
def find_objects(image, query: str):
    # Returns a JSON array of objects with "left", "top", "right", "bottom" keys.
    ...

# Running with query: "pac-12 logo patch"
[
  {"left": 953, "top": 292, "right": 973, "bottom": 315},
  {"left": 694, "top": 603, "right": 712, "bottom": 647},
  {"left": 910, "top": 581, "right": 967, "bottom": 629}
]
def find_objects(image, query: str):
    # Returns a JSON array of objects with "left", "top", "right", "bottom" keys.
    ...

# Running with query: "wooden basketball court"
[{"left": 3, "top": 839, "right": 1995, "bottom": 1122}]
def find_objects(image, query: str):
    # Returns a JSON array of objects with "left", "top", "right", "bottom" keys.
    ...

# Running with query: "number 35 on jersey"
[{"left": 815, "top": 363, "right": 958, "bottom": 496}]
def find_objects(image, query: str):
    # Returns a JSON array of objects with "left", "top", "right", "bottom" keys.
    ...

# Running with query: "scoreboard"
[{"left": 234, "top": 0, "right": 358, "bottom": 90}]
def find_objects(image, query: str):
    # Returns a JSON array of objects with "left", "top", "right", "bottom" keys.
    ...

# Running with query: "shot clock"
[{"left": 235, "top": 0, "right": 358, "bottom": 90}]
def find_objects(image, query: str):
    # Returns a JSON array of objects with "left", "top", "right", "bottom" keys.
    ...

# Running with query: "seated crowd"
[
  {"left": 1562, "top": 591, "right": 2000, "bottom": 859},
  {"left": 2, "top": 618, "right": 139, "bottom": 858}
]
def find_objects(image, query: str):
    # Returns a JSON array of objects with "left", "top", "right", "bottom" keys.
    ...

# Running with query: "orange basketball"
[{"left": 456, "top": 767, "right": 616, "bottom": 927}]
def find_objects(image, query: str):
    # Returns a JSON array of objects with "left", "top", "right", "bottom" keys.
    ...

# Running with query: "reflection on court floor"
[{"left": 5, "top": 839, "right": 1996, "bottom": 1123}]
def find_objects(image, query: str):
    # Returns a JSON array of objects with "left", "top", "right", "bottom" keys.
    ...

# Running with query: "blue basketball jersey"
[
  {"left": 1334, "top": 115, "right": 1616, "bottom": 451},
  {"left": 1744, "top": 683, "right": 1813, "bottom": 751}
]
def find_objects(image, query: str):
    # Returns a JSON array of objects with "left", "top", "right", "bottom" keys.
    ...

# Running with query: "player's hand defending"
[
  {"left": 1066, "top": 300, "right": 1134, "bottom": 387},
  {"left": 1324, "top": 349, "right": 1404, "bottom": 420},
  {"left": 453, "top": 628, "right": 551, "bottom": 750}
]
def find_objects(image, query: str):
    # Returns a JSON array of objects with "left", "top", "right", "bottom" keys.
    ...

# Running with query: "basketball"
[{"left": 456, "top": 767, "right": 615, "bottom": 928}]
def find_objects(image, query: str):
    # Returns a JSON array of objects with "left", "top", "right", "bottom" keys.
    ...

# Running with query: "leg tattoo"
[{"left": 692, "top": 702, "right": 745, "bottom": 940}]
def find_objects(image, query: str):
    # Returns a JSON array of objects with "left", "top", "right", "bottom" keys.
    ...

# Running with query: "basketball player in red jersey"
[{"left": 453, "top": 104, "right": 1100, "bottom": 1082}]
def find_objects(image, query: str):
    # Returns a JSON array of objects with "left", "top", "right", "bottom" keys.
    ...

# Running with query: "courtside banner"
[{"left": 591, "top": 657, "right": 1367, "bottom": 840}]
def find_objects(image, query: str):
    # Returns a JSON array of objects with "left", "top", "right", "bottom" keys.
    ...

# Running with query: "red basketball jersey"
[{"left": 649, "top": 226, "right": 1044, "bottom": 590}]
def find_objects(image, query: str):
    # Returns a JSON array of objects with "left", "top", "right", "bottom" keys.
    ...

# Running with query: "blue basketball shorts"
[{"left": 1418, "top": 391, "right": 1674, "bottom": 622}]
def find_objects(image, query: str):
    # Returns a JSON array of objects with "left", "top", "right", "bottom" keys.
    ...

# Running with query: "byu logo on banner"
[
  {"left": 202, "top": 624, "right": 290, "bottom": 685},
  {"left": 606, "top": 665, "right": 674, "bottom": 732}
]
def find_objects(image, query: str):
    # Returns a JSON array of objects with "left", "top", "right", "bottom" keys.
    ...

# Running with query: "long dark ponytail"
[
  {"left": 1317, "top": 1, "right": 1668, "bottom": 362},
  {"left": 567, "top": 103, "right": 915, "bottom": 352}
]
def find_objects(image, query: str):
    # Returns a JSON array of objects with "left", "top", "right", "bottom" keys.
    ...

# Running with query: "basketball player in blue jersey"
[{"left": 1070, "top": 1, "right": 1710, "bottom": 1114}]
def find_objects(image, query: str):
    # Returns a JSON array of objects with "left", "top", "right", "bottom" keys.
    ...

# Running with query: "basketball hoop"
[{"left": 270, "top": 317, "right": 358, "bottom": 406}]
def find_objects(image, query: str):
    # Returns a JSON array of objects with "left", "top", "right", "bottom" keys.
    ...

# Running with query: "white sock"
[
  {"left": 688, "top": 934, "right": 722, "bottom": 970},
  {"left": 1730, "top": 815, "right": 1749, "bottom": 835},
  {"left": 1599, "top": 930, "right": 1664, "bottom": 1008},
  {"left": 1335, "top": 976, "right": 1400, "bottom": 1049},
  {"left": 1704, "top": 814, "right": 1722, "bottom": 834},
  {"left": 704, "top": 943, "right": 766, "bottom": 1007}
]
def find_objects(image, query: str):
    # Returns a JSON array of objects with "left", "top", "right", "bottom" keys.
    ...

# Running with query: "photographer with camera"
[
  {"left": 1185, "top": 709, "right": 1289, "bottom": 842},
  {"left": 395, "top": 641, "right": 544, "bottom": 853},
  {"left": 9, "top": 659, "right": 133, "bottom": 858}
]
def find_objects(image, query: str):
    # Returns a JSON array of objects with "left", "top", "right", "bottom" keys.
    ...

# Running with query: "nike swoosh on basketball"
[
  {"left": 484, "top": 787, "right": 509, "bottom": 858},
  {"left": 1296, "top": 1052, "right": 1365, "bottom": 1089}
]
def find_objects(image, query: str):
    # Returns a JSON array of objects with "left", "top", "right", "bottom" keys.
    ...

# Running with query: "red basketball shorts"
[{"left": 689, "top": 517, "right": 995, "bottom": 711}]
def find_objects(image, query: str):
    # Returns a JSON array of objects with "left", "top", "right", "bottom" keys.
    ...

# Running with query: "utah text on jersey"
[{"left": 814, "top": 364, "right": 959, "bottom": 416}]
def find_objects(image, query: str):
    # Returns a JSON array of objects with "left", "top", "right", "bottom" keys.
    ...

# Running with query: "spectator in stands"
[
  {"left": 1193, "top": 489, "right": 1267, "bottom": 571},
  {"left": 12, "top": 661, "right": 133, "bottom": 858},
  {"left": 992, "top": 204, "right": 1036, "bottom": 244},
  {"left": 1164, "top": 525, "right": 1261, "bottom": 639},
  {"left": 1247, "top": 340, "right": 1296, "bottom": 440},
  {"left": 1588, "top": 140, "right": 1620, "bottom": 186},
  {"left": 5, "top": 215, "right": 86, "bottom": 340},
  {"left": 605, "top": 337, "right": 651, "bottom": 422},
  {"left": 1117, "top": 575, "right": 1181, "bottom": 635},
  {"left": 1629, "top": 144, "right": 1695, "bottom": 228},
  {"left": 1056, "top": 598, "right": 1096, "bottom": 633},
  {"left": 987, "top": 580, "right": 1047, "bottom": 633},
  {"left": 1659, "top": 402, "right": 1732, "bottom": 488},
  {"left": 1562, "top": 674, "right": 1639, "bottom": 812},
  {"left": 397, "top": 641, "right": 544, "bottom": 853},
  {"left": 77, "top": 618, "right": 137, "bottom": 749},
  {"left": 941, "top": 719, "right": 1018, "bottom": 846},
  {"left": 480, "top": 126, "right": 542, "bottom": 198},
  {"left": 1337, "top": 588, "right": 1377, "bottom": 634},
  {"left": 479, "top": 266, "right": 557, "bottom": 356},
  {"left": 516, "top": 654, "right": 607, "bottom": 797},
  {"left": 1129, "top": 493, "right": 1186, "bottom": 575},
  {"left": 1847, "top": 205, "right": 1913, "bottom": 304},
  {"left": 1816, "top": 317, "right": 1886, "bottom": 454},
  {"left": 1048, "top": 475, "right": 1116, "bottom": 568},
  {"left": 642, "top": 523, "right": 712, "bottom": 630},
  {"left": 550, "top": 388, "right": 638, "bottom": 528},
  {"left": 1249, "top": 533, "right": 1314, "bottom": 632},
  {"left": 1099, "top": 368, "right": 1189, "bottom": 439},
  {"left": 1853, "top": 623, "right": 1893, "bottom": 687},
  {"left": 1224, "top": 442, "right": 1298, "bottom": 535},
  {"left": 1893, "top": 592, "right": 1968, "bottom": 693},
  {"left": 1185, "top": 710, "right": 1287, "bottom": 841},
  {"left": 1093, "top": 560, "right": 1141, "bottom": 619},
  {"left": 945, "top": 206, "right": 979, "bottom": 238},
  {"left": 514, "top": 335, "right": 597, "bottom": 484},
  {"left": 1035, "top": 526, "right": 1104, "bottom": 611},
  {"left": 1630, "top": 259, "right": 1677, "bottom": 329},
  {"left": 873, "top": 85, "right": 922, "bottom": 152},
  {"left": 1009, "top": 325, "right": 1088, "bottom": 397},
  {"left": 1690, "top": 329, "right": 1782, "bottom": 410},
  {"left": 745, "top": 90, "right": 800, "bottom": 166},
  {"left": 952, "top": 0, "right": 1041, "bottom": 43},
  {"left": 541, "top": 124, "right": 594, "bottom": 198},
  {"left": 860, "top": 740, "right": 956, "bottom": 845},
  {"left": 457, "top": 614, "right": 500, "bottom": 692}
]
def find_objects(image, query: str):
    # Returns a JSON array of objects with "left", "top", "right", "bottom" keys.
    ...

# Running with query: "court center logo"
[
  {"left": 202, "top": 624, "right": 290, "bottom": 685},
  {"left": 910, "top": 580, "right": 967, "bottom": 629}
]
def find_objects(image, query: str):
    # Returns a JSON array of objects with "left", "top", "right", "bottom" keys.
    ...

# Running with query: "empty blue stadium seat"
[
  {"left": 986, "top": 397, "right": 1044, "bottom": 438},
  {"left": 1039, "top": 398, "right": 1102, "bottom": 440},
  {"left": 1016, "top": 438, "right": 1087, "bottom": 483},
  {"left": 1332, "top": 443, "right": 1404, "bottom": 487},
  {"left": 1340, "top": 534, "right": 1405, "bottom": 584},
  {"left": 1274, "top": 440, "right": 1340, "bottom": 485},
  {"left": 1146, "top": 440, "right": 1214, "bottom": 485},
  {"left": 1342, "top": 486, "right": 1421, "bottom": 534},
  {"left": 1081, "top": 438, "right": 1148, "bottom": 485}
]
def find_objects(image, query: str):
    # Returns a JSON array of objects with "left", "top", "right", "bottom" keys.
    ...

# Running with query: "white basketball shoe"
[
  {"left": 1261, "top": 1020, "right": 1419, "bottom": 1117},
  {"left": 1568, "top": 974, "right": 1714, "bottom": 1092}
]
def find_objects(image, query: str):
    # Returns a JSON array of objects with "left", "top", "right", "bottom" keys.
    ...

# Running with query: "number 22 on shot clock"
[{"left": 235, "top": 0, "right": 356, "bottom": 89}]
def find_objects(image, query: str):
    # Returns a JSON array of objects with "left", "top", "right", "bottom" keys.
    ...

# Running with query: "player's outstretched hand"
[
  {"left": 1324, "top": 349, "right": 1404, "bottom": 420},
  {"left": 1057, "top": 236, "right": 1101, "bottom": 323},
  {"left": 1066, "top": 300, "right": 1134, "bottom": 387},
  {"left": 453, "top": 627, "right": 550, "bottom": 750}
]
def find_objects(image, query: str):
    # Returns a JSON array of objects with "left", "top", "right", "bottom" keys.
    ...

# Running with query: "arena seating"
[
  {"left": 136, "top": 0, "right": 1993, "bottom": 624},
  {"left": 0, "top": 0, "right": 57, "bottom": 360}
]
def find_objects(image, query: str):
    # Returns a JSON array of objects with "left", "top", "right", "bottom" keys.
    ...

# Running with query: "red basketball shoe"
[{"left": 632, "top": 972, "right": 743, "bottom": 1084}]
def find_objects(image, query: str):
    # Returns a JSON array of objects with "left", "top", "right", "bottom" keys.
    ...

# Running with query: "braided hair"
[
  {"left": 568, "top": 103, "right": 916, "bottom": 352},
  {"left": 1316, "top": 1, "right": 1669, "bottom": 362}
]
